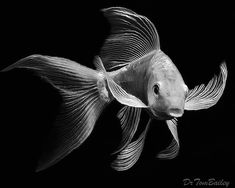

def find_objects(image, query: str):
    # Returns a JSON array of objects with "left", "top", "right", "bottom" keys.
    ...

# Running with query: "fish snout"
[{"left": 167, "top": 107, "right": 184, "bottom": 118}]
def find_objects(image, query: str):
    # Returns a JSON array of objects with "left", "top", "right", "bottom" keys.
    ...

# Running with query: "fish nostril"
[{"left": 168, "top": 108, "right": 183, "bottom": 117}]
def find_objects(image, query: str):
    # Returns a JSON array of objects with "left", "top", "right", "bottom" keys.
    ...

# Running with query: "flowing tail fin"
[{"left": 2, "top": 55, "right": 110, "bottom": 171}]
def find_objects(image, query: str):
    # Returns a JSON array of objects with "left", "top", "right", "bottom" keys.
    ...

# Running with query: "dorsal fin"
[{"left": 101, "top": 7, "right": 160, "bottom": 71}]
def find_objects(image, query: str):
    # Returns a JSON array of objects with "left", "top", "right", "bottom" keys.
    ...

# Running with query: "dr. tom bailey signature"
[{"left": 183, "top": 178, "right": 230, "bottom": 187}]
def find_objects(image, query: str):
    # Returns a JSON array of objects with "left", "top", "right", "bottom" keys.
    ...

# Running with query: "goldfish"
[{"left": 1, "top": 7, "right": 227, "bottom": 172}]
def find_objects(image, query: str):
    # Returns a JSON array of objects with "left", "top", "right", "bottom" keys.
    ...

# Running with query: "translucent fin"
[
  {"left": 1, "top": 55, "right": 109, "bottom": 171},
  {"left": 113, "top": 106, "right": 141, "bottom": 154},
  {"left": 157, "top": 119, "right": 179, "bottom": 159},
  {"left": 101, "top": 7, "right": 160, "bottom": 71},
  {"left": 1, "top": 55, "right": 100, "bottom": 92},
  {"left": 185, "top": 63, "right": 227, "bottom": 110},
  {"left": 112, "top": 118, "right": 151, "bottom": 171},
  {"left": 94, "top": 56, "right": 148, "bottom": 108}
]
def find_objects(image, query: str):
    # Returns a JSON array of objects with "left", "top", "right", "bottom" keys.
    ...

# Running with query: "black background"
[{"left": 0, "top": 1, "right": 234, "bottom": 187}]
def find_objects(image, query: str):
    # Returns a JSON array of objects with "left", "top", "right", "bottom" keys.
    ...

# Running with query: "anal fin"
[
  {"left": 113, "top": 106, "right": 141, "bottom": 154},
  {"left": 112, "top": 118, "right": 151, "bottom": 171}
]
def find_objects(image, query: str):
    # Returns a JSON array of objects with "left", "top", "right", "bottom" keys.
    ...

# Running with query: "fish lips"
[{"left": 149, "top": 107, "right": 183, "bottom": 120}]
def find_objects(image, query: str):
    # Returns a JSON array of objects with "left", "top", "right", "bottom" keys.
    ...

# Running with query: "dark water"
[{"left": 0, "top": 1, "right": 234, "bottom": 186}]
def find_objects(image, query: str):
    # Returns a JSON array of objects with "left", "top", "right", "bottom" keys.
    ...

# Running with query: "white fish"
[{"left": 1, "top": 7, "right": 227, "bottom": 172}]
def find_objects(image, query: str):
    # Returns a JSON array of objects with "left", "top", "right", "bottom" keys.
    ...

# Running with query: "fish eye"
[{"left": 153, "top": 84, "right": 159, "bottom": 95}]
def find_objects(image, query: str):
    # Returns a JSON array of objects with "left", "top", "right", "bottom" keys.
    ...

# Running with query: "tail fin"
[{"left": 2, "top": 55, "right": 110, "bottom": 171}]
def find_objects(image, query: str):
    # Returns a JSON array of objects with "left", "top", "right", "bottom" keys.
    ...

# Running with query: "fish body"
[
  {"left": 106, "top": 50, "right": 186, "bottom": 120},
  {"left": 1, "top": 7, "right": 227, "bottom": 171},
  {"left": 108, "top": 52, "right": 155, "bottom": 105}
]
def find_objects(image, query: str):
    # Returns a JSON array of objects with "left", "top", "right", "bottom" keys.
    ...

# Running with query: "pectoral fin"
[
  {"left": 94, "top": 56, "right": 148, "bottom": 108},
  {"left": 185, "top": 63, "right": 227, "bottom": 110},
  {"left": 107, "top": 76, "right": 148, "bottom": 108},
  {"left": 157, "top": 119, "right": 179, "bottom": 159}
]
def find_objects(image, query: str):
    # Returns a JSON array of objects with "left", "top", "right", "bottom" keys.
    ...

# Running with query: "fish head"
[{"left": 147, "top": 53, "right": 188, "bottom": 120}]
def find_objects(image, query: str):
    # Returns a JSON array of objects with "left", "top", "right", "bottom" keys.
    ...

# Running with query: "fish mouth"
[
  {"left": 169, "top": 112, "right": 183, "bottom": 118},
  {"left": 168, "top": 108, "right": 183, "bottom": 118},
  {"left": 149, "top": 107, "right": 183, "bottom": 120},
  {"left": 149, "top": 108, "right": 171, "bottom": 120}
]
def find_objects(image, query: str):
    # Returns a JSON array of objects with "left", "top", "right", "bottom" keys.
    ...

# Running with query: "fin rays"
[
  {"left": 157, "top": 118, "right": 179, "bottom": 159},
  {"left": 113, "top": 106, "right": 142, "bottom": 154},
  {"left": 112, "top": 118, "right": 151, "bottom": 171},
  {"left": 101, "top": 7, "right": 160, "bottom": 71},
  {"left": 1, "top": 55, "right": 109, "bottom": 172},
  {"left": 36, "top": 89, "right": 107, "bottom": 171},
  {"left": 185, "top": 63, "right": 227, "bottom": 110}
]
